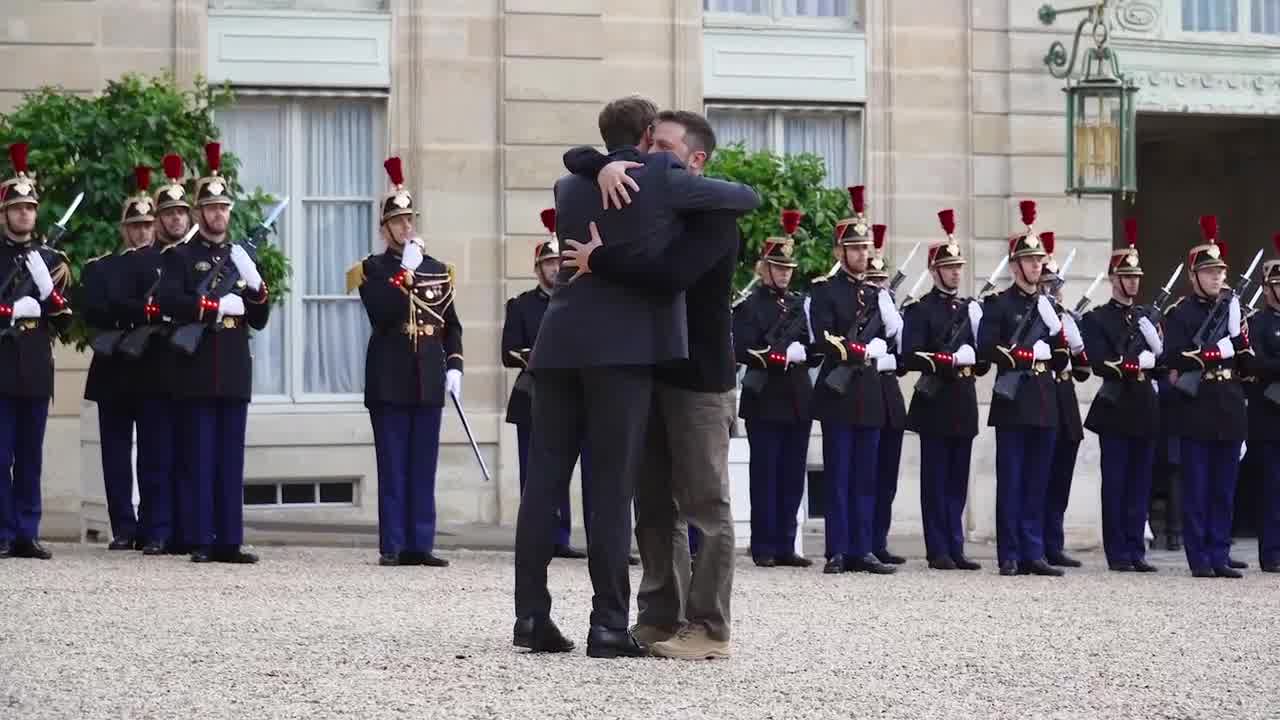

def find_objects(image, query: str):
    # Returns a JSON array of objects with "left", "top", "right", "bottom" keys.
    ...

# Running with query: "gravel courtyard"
[{"left": 2, "top": 544, "right": 1278, "bottom": 720}]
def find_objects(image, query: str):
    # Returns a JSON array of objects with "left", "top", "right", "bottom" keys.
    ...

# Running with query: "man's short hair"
[
  {"left": 598, "top": 95, "right": 659, "bottom": 150},
  {"left": 656, "top": 110, "right": 717, "bottom": 157}
]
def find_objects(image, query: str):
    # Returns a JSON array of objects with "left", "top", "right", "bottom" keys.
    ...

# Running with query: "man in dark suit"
[{"left": 512, "top": 96, "right": 759, "bottom": 659}]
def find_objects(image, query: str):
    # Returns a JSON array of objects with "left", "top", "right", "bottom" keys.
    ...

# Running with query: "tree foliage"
[{"left": 0, "top": 73, "right": 292, "bottom": 346}]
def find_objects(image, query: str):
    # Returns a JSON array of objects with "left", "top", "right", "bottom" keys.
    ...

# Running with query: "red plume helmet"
[
  {"left": 1199, "top": 215, "right": 1218, "bottom": 244},
  {"left": 162, "top": 153, "right": 183, "bottom": 182},
  {"left": 540, "top": 208, "right": 556, "bottom": 235},
  {"left": 1040, "top": 231, "right": 1056, "bottom": 256},
  {"left": 848, "top": 186, "right": 865, "bottom": 215},
  {"left": 872, "top": 224, "right": 887, "bottom": 251},
  {"left": 134, "top": 166, "right": 151, "bottom": 193},
  {"left": 9, "top": 143, "right": 29, "bottom": 174},
  {"left": 938, "top": 209, "right": 956, "bottom": 236},
  {"left": 204, "top": 142, "right": 221, "bottom": 175},
  {"left": 781, "top": 209, "right": 803, "bottom": 236},
  {"left": 383, "top": 157, "right": 405, "bottom": 188},
  {"left": 1123, "top": 218, "right": 1138, "bottom": 249},
  {"left": 1018, "top": 200, "right": 1037, "bottom": 228}
]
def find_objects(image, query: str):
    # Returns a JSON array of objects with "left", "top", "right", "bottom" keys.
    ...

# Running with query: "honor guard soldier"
[
  {"left": 81, "top": 166, "right": 157, "bottom": 551},
  {"left": 156, "top": 143, "right": 270, "bottom": 565},
  {"left": 1038, "top": 233, "right": 1090, "bottom": 570},
  {"left": 1161, "top": 216, "right": 1249, "bottom": 578},
  {"left": 0, "top": 142, "right": 72, "bottom": 560},
  {"left": 901, "top": 209, "right": 986, "bottom": 571},
  {"left": 732, "top": 210, "right": 814, "bottom": 568},
  {"left": 977, "top": 200, "right": 1068, "bottom": 577},
  {"left": 807, "top": 186, "right": 896, "bottom": 575},
  {"left": 350, "top": 157, "right": 461, "bottom": 568},
  {"left": 1245, "top": 234, "right": 1280, "bottom": 573},
  {"left": 864, "top": 225, "right": 908, "bottom": 567},
  {"left": 1080, "top": 218, "right": 1161, "bottom": 573},
  {"left": 502, "top": 209, "right": 587, "bottom": 561}
]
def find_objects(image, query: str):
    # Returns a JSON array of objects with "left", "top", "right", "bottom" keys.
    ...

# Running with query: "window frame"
[
  {"left": 209, "top": 0, "right": 388, "bottom": 11},
  {"left": 702, "top": 0, "right": 862, "bottom": 32},
  {"left": 704, "top": 102, "right": 866, "bottom": 188},
  {"left": 1171, "top": 0, "right": 1280, "bottom": 44}
]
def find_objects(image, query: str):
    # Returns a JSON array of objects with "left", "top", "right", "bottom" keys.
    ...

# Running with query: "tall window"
[
  {"left": 1182, "top": 0, "right": 1238, "bottom": 30},
  {"left": 217, "top": 97, "right": 384, "bottom": 402},
  {"left": 1253, "top": 0, "right": 1280, "bottom": 32},
  {"left": 707, "top": 106, "right": 862, "bottom": 188}
]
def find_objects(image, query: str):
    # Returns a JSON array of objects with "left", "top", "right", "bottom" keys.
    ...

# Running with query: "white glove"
[
  {"left": 1032, "top": 339, "right": 1051, "bottom": 361},
  {"left": 1228, "top": 296, "right": 1241, "bottom": 337},
  {"left": 217, "top": 294, "right": 245, "bottom": 321},
  {"left": 401, "top": 240, "right": 424, "bottom": 272},
  {"left": 229, "top": 244, "right": 263, "bottom": 291},
  {"left": 1037, "top": 295, "right": 1062, "bottom": 335},
  {"left": 865, "top": 337, "right": 888, "bottom": 360},
  {"left": 876, "top": 354, "right": 897, "bottom": 372},
  {"left": 785, "top": 341, "right": 807, "bottom": 365},
  {"left": 1138, "top": 350, "right": 1156, "bottom": 370},
  {"left": 445, "top": 368, "right": 463, "bottom": 399},
  {"left": 1137, "top": 316, "right": 1162, "bottom": 357},
  {"left": 877, "top": 289, "right": 903, "bottom": 338},
  {"left": 1061, "top": 313, "right": 1084, "bottom": 354},
  {"left": 11, "top": 296, "right": 41, "bottom": 319},
  {"left": 803, "top": 296, "right": 814, "bottom": 343},
  {"left": 953, "top": 344, "right": 976, "bottom": 367},
  {"left": 24, "top": 252, "right": 54, "bottom": 300},
  {"left": 1240, "top": 441, "right": 1248, "bottom": 461},
  {"left": 968, "top": 300, "right": 983, "bottom": 340},
  {"left": 1216, "top": 336, "right": 1235, "bottom": 360}
]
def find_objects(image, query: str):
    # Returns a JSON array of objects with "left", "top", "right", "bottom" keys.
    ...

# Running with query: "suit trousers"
[
  {"left": 516, "top": 422, "right": 591, "bottom": 547},
  {"left": 745, "top": 419, "right": 811, "bottom": 559},
  {"left": 371, "top": 405, "right": 443, "bottom": 556},
  {"left": 183, "top": 399, "right": 249, "bottom": 551},
  {"left": 0, "top": 396, "right": 49, "bottom": 542},
  {"left": 995, "top": 427, "right": 1057, "bottom": 565},
  {"left": 1179, "top": 438, "right": 1240, "bottom": 571},
  {"left": 1099, "top": 435, "right": 1156, "bottom": 565},
  {"left": 820, "top": 424, "right": 880, "bottom": 560},
  {"left": 919, "top": 434, "right": 974, "bottom": 562},
  {"left": 514, "top": 366, "right": 653, "bottom": 630}
]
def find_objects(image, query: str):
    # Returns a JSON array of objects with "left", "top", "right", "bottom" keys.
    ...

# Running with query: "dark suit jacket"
[{"left": 530, "top": 147, "right": 760, "bottom": 370}]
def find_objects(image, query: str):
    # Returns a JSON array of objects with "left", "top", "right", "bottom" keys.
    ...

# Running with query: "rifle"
[
  {"left": 741, "top": 293, "right": 809, "bottom": 395},
  {"left": 991, "top": 285, "right": 1054, "bottom": 403},
  {"left": 0, "top": 193, "right": 82, "bottom": 341},
  {"left": 822, "top": 285, "right": 890, "bottom": 396},
  {"left": 1097, "top": 263, "right": 1181, "bottom": 405},
  {"left": 913, "top": 299, "right": 977, "bottom": 400},
  {"left": 117, "top": 225, "right": 202, "bottom": 358},
  {"left": 1175, "top": 248, "right": 1263, "bottom": 398}
]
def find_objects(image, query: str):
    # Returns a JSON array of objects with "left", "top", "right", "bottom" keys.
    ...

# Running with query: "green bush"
[
  {"left": 704, "top": 144, "right": 849, "bottom": 293},
  {"left": 0, "top": 73, "right": 292, "bottom": 347}
]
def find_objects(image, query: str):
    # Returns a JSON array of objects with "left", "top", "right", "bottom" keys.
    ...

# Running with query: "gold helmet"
[
  {"left": 155, "top": 153, "right": 190, "bottom": 212},
  {"left": 762, "top": 209, "right": 802, "bottom": 269},
  {"left": 1188, "top": 215, "right": 1228, "bottom": 273},
  {"left": 380, "top": 156, "right": 416, "bottom": 225},
  {"left": 865, "top": 224, "right": 890, "bottom": 281},
  {"left": 1008, "top": 200, "right": 1047, "bottom": 260},
  {"left": 834, "top": 186, "right": 872, "bottom": 247},
  {"left": 194, "top": 142, "right": 233, "bottom": 207},
  {"left": 1109, "top": 218, "right": 1143, "bottom": 277},
  {"left": 121, "top": 166, "right": 155, "bottom": 225},
  {"left": 928, "top": 209, "right": 966, "bottom": 268},
  {"left": 1, "top": 143, "right": 39, "bottom": 211}
]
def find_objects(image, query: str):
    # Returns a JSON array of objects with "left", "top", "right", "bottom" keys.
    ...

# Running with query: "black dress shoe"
[
  {"left": 1261, "top": 562, "right": 1280, "bottom": 574},
  {"left": 753, "top": 555, "right": 776, "bottom": 568},
  {"left": 775, "top": 553, "right": 813, "bottom": 568},
  {"left": 823, "top": 554, "right": 847, "bottom": 574},
  {"left": 514, "top": 617, "right": 576, "bottom": 653},
  {"left": 421, "top": 553, "right": 449, "bottom": 567},
  {"left": 1046, "top": 552, "right": 1083, "bottom": 568},
  {"left": 108, "top": 536, "right": 135, "bottom": 551},
  {"left": 1131, "top": 559, "right": 1158, "bottom": 573},
  {"left": 928, "top": 556, "right": 956, "bottom": 570},
  {"left": 1228, "top": 557, "right": 1248, "bottom": 570},
  {"left": 874, "top": 549, "right": 906, "bottom": 565},
  {"left": 214, "top": 548, "right": 259, "bottom": 564},
  {"left": 850, "top": 554, "right": 896, "bottom": 575},
  {"left": 190, "top": 548, "right": 214, "bottom": 563},
  {"left": 142, "top": 541, "right": 167, "bottom": 556},
  {"left": 379, "top": 553, "right": 400, "bottom": 566},
  {"left": 586, "top": 626, "right": 648, "bottom": 659},
  {"left": 398, "top": 551, "right": 424, "bottom": 565},
  {"left": 133, "top": 538, "right": 147, "bottom": 551},
  {"left": 628, "top": 555, "right": 640, "bottom": 567},
  {"left": 1108, "top": 562, "right": 1135, "bottom": 572},
  {"left": 952, "top": 555, "right": 982, "bottom": 571},
  {"left": 0, "top": 540, "right": 11, "bottom": 558},
  {"left": 13, "top": 540, "right": 52, "bottom": 560},
  {"left": 1213, "top": 565, "right": 1243, "bottom": 579},
  {"left": 1020, "top": 559, "right": 1064, "bottom": 577},
  {"left": 998, "top": 560, "right": 1020, "bottom": 576},
  {"left": 554, "top": 545, "right": 587, "bottom": 560},
  {"left": 167, "top": 544, "right": 190, "bottom": 556},
  {"left": 1191, "top": 567, "right": 1215, "bottom": 578}
]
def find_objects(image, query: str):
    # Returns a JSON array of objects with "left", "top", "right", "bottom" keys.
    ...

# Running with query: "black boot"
[
  {"left": 586, "top": 626, "right": 649, "bottom": 659},
  {"left": 514, "top": 617, "right": 575, "bottom": 653}
]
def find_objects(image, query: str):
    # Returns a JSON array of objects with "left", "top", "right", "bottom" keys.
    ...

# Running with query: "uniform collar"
[
  {"left": 930, "top": 286, "right": 958, "bottom": 299},
  {"left": 1107, "top": 298, "right": 1133, "bottom": 310},
  {"left": 1011, "top": 284, "right": 1037, "bottom": 299},
  {"left": 536, "top": 286, "right": 551, "bottom": 300},
  {"left": 199, "top": 234, "right": 229, "bottom": 249},
  {"left": 3, "top": 231, "right": 33, "bottom": 247}
]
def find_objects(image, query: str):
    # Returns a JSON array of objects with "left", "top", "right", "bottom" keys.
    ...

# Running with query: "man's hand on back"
[
  {"left": 561, "top": 221, "right": 604, "bottom": 283},
  {"left": 598, "top": 161, "right": 642, "bottom": 210}
]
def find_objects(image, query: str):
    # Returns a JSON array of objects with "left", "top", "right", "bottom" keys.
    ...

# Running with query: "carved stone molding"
[
  {"left": 1130, "top": 69, "right": 1280, "bottom": 115},
  {"left": 1112, "top": 0, "right": 1161, "bottom": 34}
]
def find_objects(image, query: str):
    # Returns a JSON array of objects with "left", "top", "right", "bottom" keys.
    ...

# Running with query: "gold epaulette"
[
  {"left": 900, "top": 297, "right": 919, "bottom": 310},
  {"left": 84, "top": 252, "right": 111, "bottom": 266},
  {"left": 447, "top": 263, "right": 457, "bottom": 287},
  {"left": 810, "top": 275, "right": 828, "bottom": 284},
  {"left": 346, "top": 254, "right": 371, "bottom": 294},
  {"left": 161, "top": 235, "right": 191, "bottom": 253}
]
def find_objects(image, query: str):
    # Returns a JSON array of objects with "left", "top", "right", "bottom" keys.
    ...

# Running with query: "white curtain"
[
  {"left": 704, "top": 0, "right": 767, "bottom": 13},
  {"left": 707, "top": 108, "right": 772, "bottom": 151},
  {"left": 217, "top": 106, "right": 289, "bottom": 396},
  {"left": 1182, "top": 0, "right": 1238, "bottom": 31},
  {"left": 1254, "top": 0, "right": 1280, "bottom": 32},
  {"left": 784, "top": 114, "right": 849, "bottom": 188},
  {"left": 782, "top": 0, "right": 849, "bottom": 16}
]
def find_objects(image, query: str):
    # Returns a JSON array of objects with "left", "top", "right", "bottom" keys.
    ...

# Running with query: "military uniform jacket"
[
  {"left": 1161, "top": 295, "right": 1248, "bottom": 443},
  {"left": 80, "top": 251, "right": 129, "bottom": 403},
  {"left": 732, "top": 285, "right": 814, "bottom": 423},
  {"left": 901, "top": 288, "right": 984, "bottom": 438},
  {"left": 807, "top": 270, "right": 886, "bottom": 427},
  {"left": 1054, "top": 358, "right": 1088, "bottom": 444},
  {"left": 0, "top": 235, "right": 71, "bottom": 399},
  {"left": 156, "top": 234, "right": 271, "bottom": 401},
  {"left": 976, "top": 285, "right": 1067, "bottom": 428},
  {"left": 358, "top": 250, "right": 463, "bottom": 410},
  {"left": 113, "top": 243, "right": 179, "bottom": 397},
  {"left": 1245, "top": 307, "right": 1280, "bottom": 444},
  {"left": 1080, "top": 299, "right": 1160, "bottom": 437},
  {"left": 880, "top": 367, "right": 907, "bottom": 431},
  {"left": 501, "top": 286, "right": 548, "bottom": 425}
]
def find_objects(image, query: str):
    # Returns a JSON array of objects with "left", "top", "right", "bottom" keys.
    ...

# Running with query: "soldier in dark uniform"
[
  {"left": 864, "top": 225, "right": 908, "bottom": 567},
  {"left": 807, "top": 186, "right": 895, "bottom": 575},
  {"left": 80, "top": 166, "right": 157, "bottom": 551},
  {"left": 976, "top": 200, "right": 1068, "bottom": 577},
  {"left": 732, "top": 211, "right": 814, "bottom": 568},
  {"left": 1080, "top": 218, "right": 1161, "bottom": 573},
  {"left": 502, "top": 208, "right": 587, "bottom": 560},
  {"left": 156, "top": 143, "right": 270, "bottom": 565},
  {"left": 0, "top": 142, "right": 72, "bottom": 560},
  {"left": 350, "top": 157, "right": 461, "bottom": 568},
  {"left": 901, "top": 209, "right": 985, "bottom": 571},
  {"left": 1245, "top": 236, "right": 1280, "bottom": 573},
  {"left": 1038, "top": 233, "right": 1091, "bottom": 569},
  {"left": 1161, "top": 216, "right": 1249, "bottom": 578}
]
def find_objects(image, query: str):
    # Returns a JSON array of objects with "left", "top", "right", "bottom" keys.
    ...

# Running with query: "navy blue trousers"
[
  {"left": 183, "top": 399, "right": 249, "bottom": 551},
  {"left": 97, "top": 399, "right": 140, "bottom": 541},
  {"left": 919, "top": 434, "right": 973, "bottom": 561},
  {"left": 995, "top": 427, "right": 1057, "bottom": 565},
  {"left": 1099, "top": 435, "right": 1156, "bottom": 566},
  {"left": 1179, "top": 438, "right": 1240, "bottom": 571},
  {"left": 515, "top": 423, "right": 591, "bottom": 547},
  {"left": 137, "top": 398, "right": 178, "bottom": 545},
  {"left": 371, "top": 405, "right": 442, "bottom": 556},
  {"left": 1044, "top": 434, "right": 1081, "bottom": 557},
  {"left": 874, "top": 427, "right": 903, "bottom": 555},
  {"left": 0, "top": 397, "right": 49, "bottom": 543},
  {"left": 1259, "top": 442, "right": 1280, "bottom": 568},
  {"left": 820, "top": 423, "right": 880, "bottom": 559},
  {"left": 745, "top": 419, "right": 811, "bottom": 559}
]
